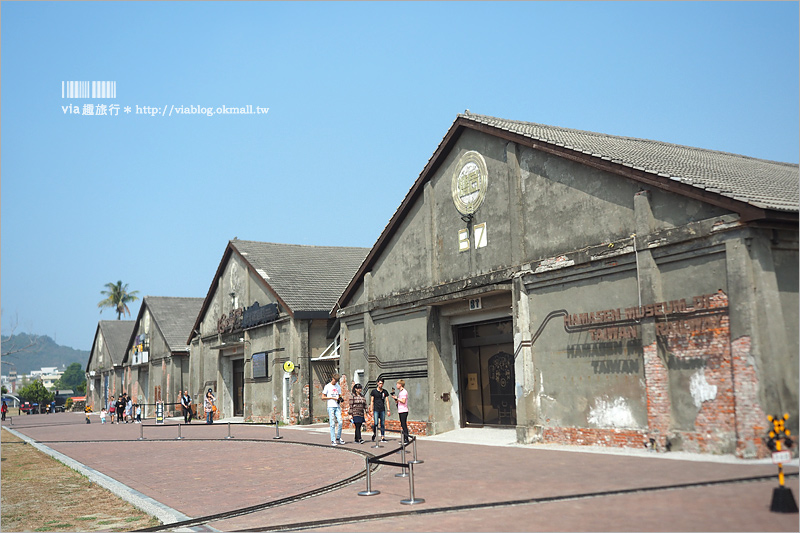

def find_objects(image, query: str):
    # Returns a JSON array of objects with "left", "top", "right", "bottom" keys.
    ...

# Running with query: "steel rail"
[{"left": 232, "top": 472, "right": 800, "bottom": 532}]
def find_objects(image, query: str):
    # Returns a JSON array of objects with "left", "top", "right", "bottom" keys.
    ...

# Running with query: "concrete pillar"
[
  {"left": 505, "top": 142, "right": 526, "bottom": 266},
  {"left": 514, "top": 276, "right": 539, "bottom": 443},
  {"left": 633, "top": 190, "right": 670, "bottom": 439},
  {"left": 425, "top": 182, "right": 439, "bottom": 285},
  {"left": 426, "top": 306, "right": 452, "bottom": 435}
]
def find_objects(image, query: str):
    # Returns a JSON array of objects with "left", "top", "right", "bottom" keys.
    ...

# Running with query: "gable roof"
[
  {"left": 87, "top": 320, "right": 135, "bottom": 371},
  {"left": 463, "top": 113, "right": 798, "bottom": 212},
  {"left": 190, "top": 240, "right": 370, "bottom": 342},
  {"left": 336, "top": 113, "right": 799, "bottom": 310},
  {"left": 133, "top": 296, "right": 204, "bottom": 355}
]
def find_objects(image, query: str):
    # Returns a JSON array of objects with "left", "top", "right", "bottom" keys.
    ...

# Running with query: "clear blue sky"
[{"left": 2, "top": 1, "right": 798, "bottom": 351}]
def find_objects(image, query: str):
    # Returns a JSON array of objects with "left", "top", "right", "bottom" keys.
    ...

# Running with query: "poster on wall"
[{"left": 252, "top": 352, "right": 267, "bottom": 379}]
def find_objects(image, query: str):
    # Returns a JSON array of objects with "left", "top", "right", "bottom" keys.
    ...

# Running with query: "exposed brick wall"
[
  {"left": 643, "top": 340, "right": 670, "bottom": 438},
  {"left": 540, "top": 292, "right": 776, "bottom": 457},
  {"left": 543, "top": 427, "right": 648, "bottom": 449},
  {"left": 731, "top": 335, "right": 769, "bottom": 458}
]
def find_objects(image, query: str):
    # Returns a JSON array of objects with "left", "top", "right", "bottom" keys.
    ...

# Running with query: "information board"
[{"left": 253, "top": 352, "right": 267, "bottom": 379}]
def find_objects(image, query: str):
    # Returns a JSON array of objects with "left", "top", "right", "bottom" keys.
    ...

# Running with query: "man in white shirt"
[{"left": 321, "top": 373, "right": 345, "bottom": 445}]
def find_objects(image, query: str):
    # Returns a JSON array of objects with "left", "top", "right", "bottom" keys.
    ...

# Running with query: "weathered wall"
[{"left": 337, "top": 127, "right": 798, "bottom": 457}]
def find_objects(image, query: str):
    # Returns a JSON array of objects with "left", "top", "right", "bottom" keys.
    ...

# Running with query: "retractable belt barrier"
[
  {"left": 134, "top": 419, "right": 285, "bottom": 441},
  {"left": 359, "top": 435, "right": 424, "bottom": 504}
]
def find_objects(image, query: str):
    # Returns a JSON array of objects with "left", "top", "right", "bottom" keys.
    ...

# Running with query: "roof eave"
[{"left": 336, "top": 115, "right": 797, "bottom": 309}]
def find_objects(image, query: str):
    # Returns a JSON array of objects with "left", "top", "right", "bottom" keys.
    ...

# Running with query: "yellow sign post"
[{"left": 767, "top": 414, "right": 798, "bottom": 513}]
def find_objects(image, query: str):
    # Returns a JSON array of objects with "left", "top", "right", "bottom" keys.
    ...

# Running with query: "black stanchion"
[
  {"left": 358, "top": 457, "right": 380, "bottom": 496},
  {"left": 395, "top": 441, "right": 408, "bottom": 478},
  {"left": 400, "top": 461, "right": 424, "bottom": 505},
  {"left": 138, "top": 423, "right": 145, "bottom": 440},
  {"left": 273, "top": 421, "right": 283, "bottom": 440},
  {"left": 177, "top": 424, "right": 183, "bottom": 440},
  {"left": 409, "top": 436, "right": 423, "bottom": 464}
]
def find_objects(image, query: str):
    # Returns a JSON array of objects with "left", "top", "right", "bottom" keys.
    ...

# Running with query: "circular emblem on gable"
[{"left": 451, "top": 151, "right": 488, "bottom": 215}]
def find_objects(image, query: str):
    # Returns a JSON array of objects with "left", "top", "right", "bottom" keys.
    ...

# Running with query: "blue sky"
[{"left": 1, "top": 1, "right": 798, "bottom": 352}]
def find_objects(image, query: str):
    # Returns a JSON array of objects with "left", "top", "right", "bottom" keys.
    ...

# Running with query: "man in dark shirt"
[
  {"left": 369, "top": 379, "right": 390, "bottom": 442},
  {"left": 116, "top": 395, "right": 125, "bottom": 423}
]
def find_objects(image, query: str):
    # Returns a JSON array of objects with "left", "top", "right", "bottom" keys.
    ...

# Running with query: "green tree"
[
  {"left": 53, "top": 362, "right": 86, "bottom": 393},
  {"left": 98, "top": 280, "right": 140, "bottom": 320},
  {"left": 17, "top": 380, "right": 54, "bottom": 406},
  {"left": 1, "top": 385, "right": 7, "bottom": 395}
]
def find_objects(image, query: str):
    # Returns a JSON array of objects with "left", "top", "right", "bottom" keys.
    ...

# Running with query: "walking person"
[
  {"left": 125, "top": 396, "right": 133, "bottom": 423},
  {"left": 135, "top": 404, "right": 142, "bottom": 423},
  {"left": 391, "top": 379, "right": 410, "bottom": 443},
  {"left": 115, "top": 395, "right": 125, "bottom": 423},
  {"left": 109, "top": 399, "right": 116, "bottom": 424},
  {"left": 1, "top": 400, "right": 8, "bottom": 421},
  {"left": 204, "top": 389, "right": 216, "bottom": 424},
  {"left": 181, "top": 390, "right": 192, "bottom": 423},
  {"left": 349, "top": 384, "right": 367, "bottom": 444},
  {"left": 322, "top": 373, "right": 345, "bottom": 446},
  {"left": 369, "top": 379, "right": 390, "bottom": 442},
  {"left": 100, "top": 408, "right": 107, "bottom": 424}
]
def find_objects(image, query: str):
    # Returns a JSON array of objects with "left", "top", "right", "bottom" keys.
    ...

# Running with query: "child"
[
  {"left": 135, "top": 404, "right": 142, "bottom": 423},
  {"left": 100, "top": 408, "right": 107, "bottom": 424},
  {"left": 109, "top": 404, "right": 115, "bottom": 424}
]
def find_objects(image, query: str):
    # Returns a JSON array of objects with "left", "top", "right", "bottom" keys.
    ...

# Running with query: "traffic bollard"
[
  {"left": 177, "top": 424, "right": 183, "bottom": 440},
  {"left": 273, "top": 421, "right": 283, "bottom": 440},
  {"left": 226, "top": 421, "right": 234, "bottom": 439},
  {"left": 138, "top": 423, "right": 145, "bottom": 440}
]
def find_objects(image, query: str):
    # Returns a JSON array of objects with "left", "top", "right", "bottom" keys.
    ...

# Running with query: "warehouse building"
[
  {"left": 335, "top": 112, "right": 798, "bottom": 457},
  {"left": 188, "top": 239, "right": 369, "bottom": 423}
]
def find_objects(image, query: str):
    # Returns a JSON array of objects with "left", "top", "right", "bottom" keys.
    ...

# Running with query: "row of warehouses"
[{"left": 86, "top": 113, "right": 799, "bottom": 458}]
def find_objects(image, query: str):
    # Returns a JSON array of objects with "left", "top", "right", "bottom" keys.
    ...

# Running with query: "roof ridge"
[
  {"left": 231, "top": 239, "right": 370, "bottom": 250},
  {"left": 459, "top": 113, "right": 799, "bottom": 167}
]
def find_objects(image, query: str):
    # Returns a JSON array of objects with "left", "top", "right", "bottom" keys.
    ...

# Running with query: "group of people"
[
  {"left": 322, "top": 374, "right": 410, "bottom": 446},
  {"left": 92, "top": 390, "right": 212, "bottom": 424},
  {"left": 100, "top": 393, "right": 141, "bottom": 424}
]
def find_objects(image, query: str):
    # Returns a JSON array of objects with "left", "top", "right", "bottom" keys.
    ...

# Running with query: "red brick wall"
[{"left": 543, "top": 291, "right": 773, "bottom": 458}]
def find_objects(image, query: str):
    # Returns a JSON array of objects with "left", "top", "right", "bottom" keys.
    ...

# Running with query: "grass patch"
[{"left": 1, "top": 429, "right": 161, "bottom": 531}]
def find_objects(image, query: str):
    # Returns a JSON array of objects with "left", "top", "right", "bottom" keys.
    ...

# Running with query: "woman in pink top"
[{"left": 391, "top": 379, "right": 410, "bottom": 443}]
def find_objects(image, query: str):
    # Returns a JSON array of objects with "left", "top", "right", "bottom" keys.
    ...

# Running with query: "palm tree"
[{"left": 98, "top": 281, "right": 140, "bottom": 320}]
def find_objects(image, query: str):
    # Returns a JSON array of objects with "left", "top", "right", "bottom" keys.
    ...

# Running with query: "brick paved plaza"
[{"left": 3, "top": 412, "right": 798, "bottom": 532}]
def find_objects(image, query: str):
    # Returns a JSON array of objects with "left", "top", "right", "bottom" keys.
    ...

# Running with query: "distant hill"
[{"left": 1, "top": 333, "right": 90, "bottom": 375}]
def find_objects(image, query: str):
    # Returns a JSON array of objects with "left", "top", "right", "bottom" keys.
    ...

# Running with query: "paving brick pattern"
[{"left": 4, "top": 413, "right": 798, "bottom": 532}]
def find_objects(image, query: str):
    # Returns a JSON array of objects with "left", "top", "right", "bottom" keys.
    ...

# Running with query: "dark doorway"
[
  {"left": 233, "top": 359, "right": 244, "bottom": 416},
  {"left": 456, "top": 319, "right": 516, "bottom": 427}
]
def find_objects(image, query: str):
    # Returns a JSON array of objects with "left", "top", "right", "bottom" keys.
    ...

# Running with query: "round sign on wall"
[
  {"left": 451, "top": 150, "right": 488, "bottom": 216},
  {"left": 283, "top": 361, "right": 295, "bottom": 373}
]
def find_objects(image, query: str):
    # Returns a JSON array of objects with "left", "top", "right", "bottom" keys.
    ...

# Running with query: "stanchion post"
[
  {"left": 409, "top": 436, "right": 423, "bottom": 464},
  {"left": 226, "top": 421, "right": 234, "bottom": 439},
  {"left": 400, "top": 461, "right": 425, "bottom": 505},
  {"left": 273, "top": 421, "right": 283, "bottom": 440},
  {"left": 177, "top": 424, "right": 182, "bottom": 440},
  {"left": 138, "top": 422, "right": 145, "bottom": 441},
  {"left": 358, "top": 457, "right": 380, "bottom": 496},
  {"left": 395, "top": 441, "right": 408, "bottom": 478}
]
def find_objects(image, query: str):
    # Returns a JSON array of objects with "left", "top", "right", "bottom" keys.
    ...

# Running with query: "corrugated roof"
[
  {"left": 98, "top": 320, "right": 135, "bottom": 366},
  {"left": 461, "top": 113, "right": 799, "bottom": 212},
  {"left": 230, "top": 240, "right": 370, "bottom": 313},
  {"left": 144, "top": 296, "right": 204, "bottom": 352}
]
